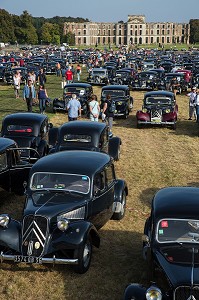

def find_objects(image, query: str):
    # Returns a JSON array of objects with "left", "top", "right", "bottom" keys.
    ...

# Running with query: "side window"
[
  {"left": 105, "top": 165, "right": 115, "bottom": 186},
  {"left": 0, "top": 152, "right": 7, "bottom": 171},
  {"left": 93, "top": 171, "right": 105, "bottom": 195}
]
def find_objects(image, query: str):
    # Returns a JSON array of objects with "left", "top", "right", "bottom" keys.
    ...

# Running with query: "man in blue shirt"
[
  {"left": 23, "top": 79, "right": 36, "bottom": 112},
  {"left": 67, "top": 94, "right": 81, "bottom": 121}
]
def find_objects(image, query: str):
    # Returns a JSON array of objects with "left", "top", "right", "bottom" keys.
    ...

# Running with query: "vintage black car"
[
  {"left": 87, "top": 68, "right": 109, "bottom": 85},
  {"left": 136, "top": 91, "right": 178, "bottom": 129},
  {"left": 0, "top": 66, "right": 6, "bottom": 82},
  {"left": 49, "top": 121, "right": 121, "bottom": 161},
  {"left": 0, "top": 137, "right": 39, "bottom": 194},
  {"left": 1, "top": 113, "right": 52, "bottom": 159},
  {"left": 111, "top": 69, "right": 134, "bottom": 86},
  {"left": 101, "top": 85, "right": 133, "bottom": 119},
  {"left": 131, "top": 71, "right": 159, "bottom": 91},
  {"left": 4, "top": 67, "right": 28, "bottom": 85},
  {"left": 53, "top": 83, "right": 93, "bottom": 115},
  {"left": 164, "top": 72, "right": 188, "bottom": 94},
  {"left": 0, "top": 150, "right": 128, "bottom": 273},
  {"left": 123, "top": 186, "right": 199, "bottom": 300}
]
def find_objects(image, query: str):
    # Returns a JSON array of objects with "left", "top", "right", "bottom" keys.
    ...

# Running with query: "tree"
[
  {"left": 0, "top": 9, "right": 15, "bottom": 43},
  {"left": 13, "top": 11, "right": 38, "bottom": 44},
  {"left": 189, "top": 19, "right": 199, "bottom": 44},
  {"left": 41, "top": 22, "right": 60, "bottom": 44}
]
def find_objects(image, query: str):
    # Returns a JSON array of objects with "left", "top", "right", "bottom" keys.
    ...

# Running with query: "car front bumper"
[{"left": 0, "top": 252, "right": 78, "bottom": 265}]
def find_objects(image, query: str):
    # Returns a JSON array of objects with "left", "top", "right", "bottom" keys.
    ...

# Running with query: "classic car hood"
[
  {"left": 3, "top": 135, "right": 35, "bottom": 148},
  {"left": 24, "top": 192, "right": 87, "bottom": 219},
  {"left": 155, "top": 246, "right": 199, "bottom": 287}
]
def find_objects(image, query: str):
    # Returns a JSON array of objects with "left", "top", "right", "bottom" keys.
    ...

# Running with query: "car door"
[
  {"left": 89, "top": 166, "right": 113, "bottom": 229},
  {"left": 0, "top": 151, "right": 10, "bottom": 192},
  {"left": 8, "top": 148, "right": 35, "bottom": 195}
]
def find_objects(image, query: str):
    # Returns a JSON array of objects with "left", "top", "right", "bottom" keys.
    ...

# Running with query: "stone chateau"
[{"left": 63, "top": 15, "right": 190, "bottom": 46}]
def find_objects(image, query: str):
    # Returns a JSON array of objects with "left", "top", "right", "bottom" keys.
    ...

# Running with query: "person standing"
[
  {"left": 23, "top": 79, "right": 36, "bottom": 112},
  {"left": 37, "top": 84, "right": 48, "bottom": 114},
  {"left": 186, "top": 86, "right": 197, "bottom": 120},
  {"left": 89, "top": 94, "right": 100, "bottom": 122},
  {"left": 102, "top": 94, "right": 115, "bottom": 137},
  {"left": 37, "top": 68, "right": 47, "bottom": 86},
  {"left": 56, "top": 62, "right": 61, "bottom": 77},
  {"left": 194, "top": 88, "right": 199, "bottom": 122},
  {"left": 13, "top": 71, "right": 21, "bottom": 98},
  {"left": 67, "top": 94, "right": 81, "bottom": 121},
  {"left": 65, "top": 66, "right": 73, "bottom": 84},
  {"left": 76, "top": 64, "right": 82, "bottom": 82}
]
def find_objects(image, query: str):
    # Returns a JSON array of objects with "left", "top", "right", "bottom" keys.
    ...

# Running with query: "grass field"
[{"left": 0, "top": 70, "right": 199, "bottom": 300}]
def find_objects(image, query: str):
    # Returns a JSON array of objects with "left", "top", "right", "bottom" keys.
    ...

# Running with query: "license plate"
[
  {"left": 152, "top": 119, "right": 161, "bottom": 123},
  {"left": 14, "top": 255, "right": 42, "bottom": 264}
]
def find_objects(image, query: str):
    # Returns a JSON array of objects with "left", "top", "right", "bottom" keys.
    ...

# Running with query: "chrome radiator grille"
[
  {"left": 174, "top": 286, "right": 199, "bottom": 300},
  {"left": 22, "top": 215, "right": 48, "bottom": 257}
]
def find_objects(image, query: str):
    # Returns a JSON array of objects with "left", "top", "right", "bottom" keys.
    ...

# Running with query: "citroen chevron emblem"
[{"left": 27, "top": 241, "right": 33, "bottom": 256}]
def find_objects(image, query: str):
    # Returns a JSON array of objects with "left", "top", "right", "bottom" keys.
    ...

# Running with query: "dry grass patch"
[{"left": 0, "top": 84, "right": 199, "bottom": 299}]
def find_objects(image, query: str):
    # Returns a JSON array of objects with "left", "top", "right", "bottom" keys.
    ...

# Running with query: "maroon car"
[{"left": 136, "top": 90, "right": 178, "bottom": 130}]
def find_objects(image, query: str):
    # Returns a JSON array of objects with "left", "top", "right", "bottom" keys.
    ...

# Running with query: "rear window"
[
  {"left": 7, "top": 125, "right": 33, "bottom": 134},
  {"left": 63, "top": 134, "right": 91, "bottom": 143}
]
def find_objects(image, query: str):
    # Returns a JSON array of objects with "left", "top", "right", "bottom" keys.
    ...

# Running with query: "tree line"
[
  {"left": 0, "top": 9, "right": 89, "bottom": 45},
  {"left": 0, "top": 9, "right": 198, "bottom": 46}
]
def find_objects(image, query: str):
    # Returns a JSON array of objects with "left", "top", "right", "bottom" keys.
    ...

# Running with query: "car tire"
[
  {"left": 73, "top": 236, "right": 92, "bottom": 274},
  {"left": 112, "top": 191, "right": 126, "bottom": 220},
  {"left": 172, "top": 122, "right": 177, "bottom": 130},
  {"left": 53, "top": 109, "right": 56, "bottom": 113},
  {"left": 136, "top": 121, "right": 142, "bottom": 129},
  {"left": 115, "top": 146, "right": 121, "bottom": 161}
]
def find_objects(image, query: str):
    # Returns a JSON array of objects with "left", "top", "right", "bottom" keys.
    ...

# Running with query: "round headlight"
[
  {"left": 146, "top": 286, "right": 162, "bottom": 300},
  {"left": 142, "top": 108, "right": 148, "bottom": 113},
  {"left": 0, "top": 214, "right": 10, "bottom": 228},
  {"left": 57, "top": 218, "right": 69, "bottom": 232}
]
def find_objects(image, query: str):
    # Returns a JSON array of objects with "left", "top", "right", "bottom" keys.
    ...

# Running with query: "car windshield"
[
  {"left": 92, "top": 70, "right": 107, "bottom": 76},
  {"left": 139, "top": 73, "right": 155, "bottom": 79},
  {"left": 145, "top": 97, "right": 172, "bottom": 105},
  {"left": 6, "top": 125, "right": 33, "bottom": 135},
  {"left": 64, "top": 87, "right": 86, "bottom": 96},
  {"left": 30, "top": 172, "right": 90, "bottom": 194},
  {"left": 63, "top": 134, "right": 91, "bottom": 143},
  {"left": 157, "top": 219, "right": 199, "bottom": 243},
  {"left": 102, "top": 90, "right": 125, "bottom": 97}
]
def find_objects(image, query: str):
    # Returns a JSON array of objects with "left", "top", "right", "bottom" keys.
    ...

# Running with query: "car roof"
[
  {"left": 144, "top": 90, "right": 174, "bottom": 98},
  {"left": 102, "top": 85, "right": 129, "bottom": 91},
  {"left": 153, "top": 187, "right": 199, "bottom": 220},
  {"left": 30, "top": 150, "right": 111, "bottom": 177},
  {"left": 0, "top": 137, "right": 16, "bottom": 153},
  {"left": 64, "top": 83, "right": 92, "bottom": 88},
  {"left": 2, "top": 112, "right": 47, "bottom": 126},
  {"left": 58, "top": 121, "right": 106, "bottom": 145}
]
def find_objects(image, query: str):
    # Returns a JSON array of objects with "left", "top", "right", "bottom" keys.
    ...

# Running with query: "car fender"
[
  {"left": 123, "top": 283, "right": 147, "bottom": 300},
  {"left": 114, "top": 179, "right": 128, "bottom": 204},
  {"left": 48, "top": 127, "right": 59, "bottom": 149},
  {"left": 0, "top": 219, "right": 21, "bottom": 252},
  {"left": 108, "top": 136, "right": 121, "bottom": 160},
  {"left": 136, "top": 111, "right": 150, "bottom": 121},
  {"left": 46, "top": 220, "right": 100, "bottom": 253},
  {"left": 37, "top": 139, "right": 47, "bottom": 156}
]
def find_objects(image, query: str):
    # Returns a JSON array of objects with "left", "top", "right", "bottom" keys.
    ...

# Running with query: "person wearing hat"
[
  {"left": 23, "top": 79, "right": 36, "bottom": 112},
  {"left": 186, "top": 87, "right": 197, "bottom": 120}
]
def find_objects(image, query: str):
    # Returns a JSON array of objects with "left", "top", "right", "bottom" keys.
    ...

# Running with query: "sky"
[{"left": 1, "top": 0, "right": 199, "bottom": 23}]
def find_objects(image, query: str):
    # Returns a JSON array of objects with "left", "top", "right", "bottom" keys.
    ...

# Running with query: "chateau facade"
[{"left": 64, "top": 15, "right": 190, "bottom": 46}]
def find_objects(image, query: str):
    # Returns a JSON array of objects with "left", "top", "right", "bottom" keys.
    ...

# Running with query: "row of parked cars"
[
  {"left": 1, "top": 111, "right": 198, "bottom": 299},
  {"left": 0, "top": 112, "right": 127, "bottom": 274}
]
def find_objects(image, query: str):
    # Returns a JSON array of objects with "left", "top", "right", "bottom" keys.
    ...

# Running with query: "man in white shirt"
[{"left": 187, "top": 86, "right": 197, "bottom": 120}]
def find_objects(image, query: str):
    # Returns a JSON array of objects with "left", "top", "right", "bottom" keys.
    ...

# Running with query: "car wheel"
[
  {"left": 112, "top": 191, "right": 126, "bottom": 220},
  {"left": 73, "top": 236, "right": 92, "bottom": 274},
  {"left": 178, "top": 87, "right": 182, "bottom": 94},
  {"left": 172, "top": 122, "right": 177, "bottom": 130},
  {"left": 53, "top": 109, "right": 56, "bottom": 113},
  {"left": 136, "top": 121, "right": 142, "bottom": 129},
  {"left": 123, "top": 109, "right": 129, "bottom": 119}
]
